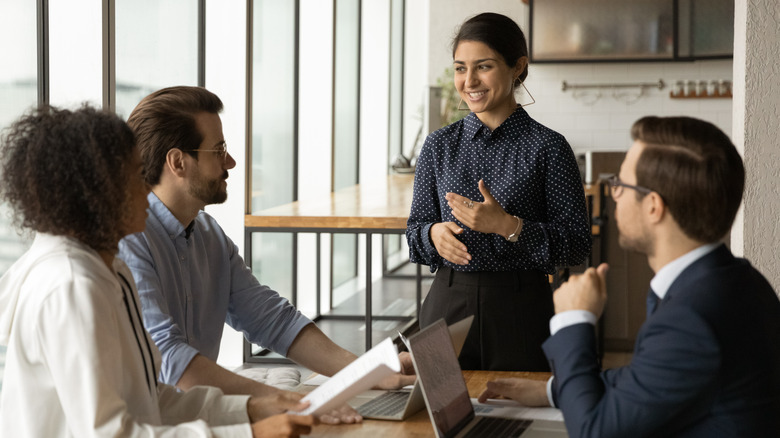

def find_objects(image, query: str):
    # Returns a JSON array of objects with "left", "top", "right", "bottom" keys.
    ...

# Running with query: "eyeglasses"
[
  {"left": 187, "top": 141, "right": 228, "bottom": 162},
  {"left": 606, "top": 175, "right": 653, "bottom": 198}
]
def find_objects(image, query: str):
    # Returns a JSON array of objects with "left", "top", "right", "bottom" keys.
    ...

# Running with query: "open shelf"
[{"left": 669, "top": 91, "right": 732, "bottom": 99}]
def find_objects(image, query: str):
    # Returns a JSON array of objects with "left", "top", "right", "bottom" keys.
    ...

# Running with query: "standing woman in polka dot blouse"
[{"left": 406, "top": 12, "right": 592, "bottom": 371}]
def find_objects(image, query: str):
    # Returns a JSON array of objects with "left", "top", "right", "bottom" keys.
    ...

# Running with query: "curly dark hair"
[{"left": 0, "top": 105, "right": 136, "bottom": 252}]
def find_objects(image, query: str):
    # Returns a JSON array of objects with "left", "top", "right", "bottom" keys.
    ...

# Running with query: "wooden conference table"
[{"left": 306, "top": 370, "right": 553, "bottom": 437}]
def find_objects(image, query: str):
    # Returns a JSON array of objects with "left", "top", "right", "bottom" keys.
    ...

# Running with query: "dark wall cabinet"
[{"left": 529, "top": 0, "right": 734, "bottom": 63}]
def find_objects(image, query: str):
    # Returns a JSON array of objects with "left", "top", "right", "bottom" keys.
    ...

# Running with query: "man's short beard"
[{"left": 188, "top": 170, "right": 228, "bottom": 205}]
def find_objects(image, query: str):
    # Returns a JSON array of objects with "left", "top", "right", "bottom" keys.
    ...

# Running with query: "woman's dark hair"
[
  {"left": 127, "top": 86, "right": 223, "bottom": 186},
  {"left": 452, "top": 12, "right": 529, "bottom": 85},
  {"left": 0, "top": 105, "right": 136, "bottom": 252},
  {"left": 631, "top": 116, "right": 744, "bottom": 243}
]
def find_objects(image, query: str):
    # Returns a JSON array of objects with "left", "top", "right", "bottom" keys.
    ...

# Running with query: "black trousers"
[{"left": 419, "top": 266, "right": 553, "bottom": 371}]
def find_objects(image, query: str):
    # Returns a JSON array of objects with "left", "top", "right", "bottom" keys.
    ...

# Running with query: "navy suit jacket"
[{"left": 543, "top": 245, "right": 780, "bottom": 437}]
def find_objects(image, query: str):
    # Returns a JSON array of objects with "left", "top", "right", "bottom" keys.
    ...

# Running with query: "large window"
[
  {"left": 115, "top": 0, "right": 200, "bottom": 118},
  {"left": 249, "top": 0, "right": 298, "bottom": 303},
  {"left": 331, "top": 0, "right": 361, "bottom": 301},
  {"left": 0, "top": 0, "right": 38, "bottom": 395},
  {"left": 48, "top": 0, "right": 103, "bottom": 107},
  {"left": 0, "top": 0, "right": 204, "bottom": 390},
  {"left": 246, "top": 0, "right": 366, "bottom": 309},
  {"left": 246, "top": 0, "right": 414, "bottom": 328},
  {"left": 385, "top": 0, "right": 406, "bottom": 263}
]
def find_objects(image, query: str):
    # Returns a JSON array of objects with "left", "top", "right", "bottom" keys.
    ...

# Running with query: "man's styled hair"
[
  {"left": 127, "top": 86, "right": 223, "bottom": 185},
  {"left": 631, "top": 116, "right": 744, "bottom": 243},
  {"left": 0, "top": 105, "right": 136, "bottom": 252}
]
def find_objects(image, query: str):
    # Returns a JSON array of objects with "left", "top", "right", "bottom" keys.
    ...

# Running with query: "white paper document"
[
  {"left": 472, "top": 398, "right": 565, "bottom": 422},
  {"left": 295, "top": 337, "right": 400, "bottom": 416}
]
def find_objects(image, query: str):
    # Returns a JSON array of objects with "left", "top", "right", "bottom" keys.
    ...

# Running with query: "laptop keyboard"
[
  {"left": 462, "top": 417, "right": 532, "bottom": 438},
  {"left": 357, "top": 391, "right": 410, "bottom": 417}
]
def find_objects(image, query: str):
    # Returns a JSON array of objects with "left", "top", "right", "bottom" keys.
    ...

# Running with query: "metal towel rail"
[{"left": 561, "top": 79, "right": 665, "bottom": 92}]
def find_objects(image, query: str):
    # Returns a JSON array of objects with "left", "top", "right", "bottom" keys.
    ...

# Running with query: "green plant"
[{"left": 436, "top": 67, "right": 467, "bottom": 126}]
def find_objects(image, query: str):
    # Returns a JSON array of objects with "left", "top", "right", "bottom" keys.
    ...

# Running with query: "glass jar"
[
  {"left": 685, "top": 80, "right": 697, "bottom": 97},
  {"left": 697, "top": 80, "right": 708, "bottom": 97},
  {"left": 673, "top": 80, "right": 685, "bottom": 97}
]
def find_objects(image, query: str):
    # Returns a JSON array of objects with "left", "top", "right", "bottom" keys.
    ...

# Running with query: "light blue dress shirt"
[{"left": 118, "top": 192, "right": 311, "bottom": 386}]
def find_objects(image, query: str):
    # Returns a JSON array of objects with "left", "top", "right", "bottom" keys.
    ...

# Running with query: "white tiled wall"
[{"left": 524, "top": 60, "right": 733, "bottom": 154}]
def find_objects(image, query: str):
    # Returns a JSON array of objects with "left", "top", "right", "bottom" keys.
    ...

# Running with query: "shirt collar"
[
  {"left": 148, "top": 191, "right": 189, "bottom": 240},
  {"left": 463, "top": 105, "right": 531, "bottom": 140},
  {"left": 649, "top": 243, "right": 720, "bottom": 300}
]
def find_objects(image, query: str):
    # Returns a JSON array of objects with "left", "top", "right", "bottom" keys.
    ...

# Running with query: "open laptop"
[
  {"left": 405, "top": 319, "right": 568, "bottom": 438},
  {"left": 350, "top": 315, "right": 474, "bottom": 421}
]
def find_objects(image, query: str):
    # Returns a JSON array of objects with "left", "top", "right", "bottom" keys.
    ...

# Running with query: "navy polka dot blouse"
[{"left": 406, "top": 106, "right": 592, "bottom": 274}]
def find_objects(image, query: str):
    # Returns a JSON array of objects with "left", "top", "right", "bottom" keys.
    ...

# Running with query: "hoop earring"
[
  {"left": 519, "top": 82, "right": 536, "bottom": 107},
  {"left": 457, "top": 98, "right": 470, "bottom": 111}
]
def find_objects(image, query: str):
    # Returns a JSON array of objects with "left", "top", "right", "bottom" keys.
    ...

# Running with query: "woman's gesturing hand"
[{"left": 446, "top": 179, "right": 521, "bottom": 239}]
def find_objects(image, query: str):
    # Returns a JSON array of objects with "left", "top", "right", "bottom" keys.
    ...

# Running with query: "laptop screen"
[{"left": 409, "top": 319, "right": 475, "bottom": 438}]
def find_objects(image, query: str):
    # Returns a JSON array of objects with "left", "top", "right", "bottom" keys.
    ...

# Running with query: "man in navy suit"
[{"left": 478, "top": 116, "right": 780, "bottom": 437}]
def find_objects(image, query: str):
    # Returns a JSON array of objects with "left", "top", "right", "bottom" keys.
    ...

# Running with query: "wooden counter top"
[
  {"left": 245, "top": 174, "right": 603, "bottom": 233},
  {"left": 245, "top": 174, "right": 414, "bottom": 231}
]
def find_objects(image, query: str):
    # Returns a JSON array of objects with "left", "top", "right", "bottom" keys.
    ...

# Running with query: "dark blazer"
[{"left": 543, "top": 244, "right": 780, "bottom": 438}]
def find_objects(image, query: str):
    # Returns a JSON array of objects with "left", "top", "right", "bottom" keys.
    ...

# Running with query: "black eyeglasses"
[
  {"left": 187, "top": 141, "right": 228, "bottom": 162},
  {"left": 606, "top": 175, "right": 653, "bottom": 198}
]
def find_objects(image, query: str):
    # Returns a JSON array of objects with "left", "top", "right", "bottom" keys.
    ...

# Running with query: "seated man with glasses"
[
  {"left": 477, "top": 116, "right": 780, "bottom": 437},
  {"left": 118, "top": 87, "right": 414, "bottom": 423}
]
